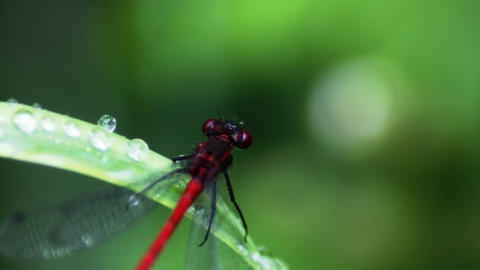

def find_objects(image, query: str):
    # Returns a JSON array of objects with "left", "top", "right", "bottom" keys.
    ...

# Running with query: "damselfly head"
[{"left": 202, "top": 119, "right": 252, "bottom": 149}]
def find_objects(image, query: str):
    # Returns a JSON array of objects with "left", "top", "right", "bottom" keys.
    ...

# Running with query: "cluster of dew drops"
[{"left": 5, "top": 98, "right": 149, "bottom": 162}]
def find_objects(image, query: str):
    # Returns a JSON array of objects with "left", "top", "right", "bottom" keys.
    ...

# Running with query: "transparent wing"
[
  {"left": 0, "top": 187, "right": 157, "bottom": 259},
  {"left": 184, "top": 180, "right": 252, "bottom": 270},
  {"left": 127, "top": 166, "right": 190, "bottom": 209}
]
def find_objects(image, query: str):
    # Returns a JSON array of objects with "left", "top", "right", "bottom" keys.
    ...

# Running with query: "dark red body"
[{"left": 135, "top": 118, "right": 251, "bottom": 270}]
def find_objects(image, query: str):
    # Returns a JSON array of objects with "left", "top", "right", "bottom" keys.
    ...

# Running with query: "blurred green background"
[{"left": 0, "top": 0, "right": 479, "bottom": 269}]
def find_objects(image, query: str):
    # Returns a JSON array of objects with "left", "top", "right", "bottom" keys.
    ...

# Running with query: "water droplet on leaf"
[
  {"left": 12, "top": 110, "right": 38, "bottom": 134},
  {"left": 97, "top": 115, "right": 116, "bottom": 132},
  {"left": 43, "top": 250, "right": 52, "bottom": 259},
  {"left": 7, "top": 98, "right": 17, "bottom": 105},
  {"left": 258, "top": 245, "right": 268, "bottom": 255},
  {"left": 237, "top": 244, "right": 249, "bottom": 256},
  {"left": 124, "top": 139, "right": 148, "bottom": 161},
  {"left": 62, "top": 121, "right": 81, "bottom": 138},
  {"left": 88, "top": 127, "right": 112, "bottom": 151},
  {"left": 40, "top": 116, "right": 56, "bottom": 132},
  {"left": 192, "top": 204, "right": 212, "bottom": 229},
  {"left": 81, "top": 235, "right": 94, "bottom": 247}
]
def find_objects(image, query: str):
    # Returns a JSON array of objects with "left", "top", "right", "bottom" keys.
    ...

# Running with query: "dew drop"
[
  {"left": 124, "top": 139, "right": 148, "bottom": 161},
  {"left": 128, "top": 195, "right": 141, "bottom": 207},
  {"left": 64, "top": 247, "right": 74, "bottom": 255},
  {"left": 236, "top": 244, "right": 249, "bottom": 257},
  {"left": 272, "top": 258, "right": 289, "bottom": 270},
  {"left": 40, "top": 116, "right": 56, "bottom": 132},
  {"left": 258, "top": 245, "right": 268, "bottom": 255},
  {"left": 88, "top": 127, "right": 112, "bottom": 151},
  {"left": 12, "top": 110, "right": 38, "bottom": 134},
  {"left": 62, "top": 121, "right": 81, "bottom": 138},
  {"left": 53, "top": 248, "right": 66, "bottom": 258},
  {"left": 252, "top": 251, "right": 261, "bottom": 262},
  {"left": 81, "top": 235, "right": 94, "bottom": 247},
  {"left": 7, "top": 98, "right": 17, "bottom": 105},
  {"left": 252, "top": 251, "right": 276, "bottom": 270},
  {"left": 97, "top": 115, "right": 116, "bottom": 132},
  {"left": 32, "top": 103, "right": 42, "bottom": 110},
  {"left": 192, "top": 204, "right": 211, "bottom": 229},
  {"left": 43, "top": 250, "right": 52, "bottom": 259}
]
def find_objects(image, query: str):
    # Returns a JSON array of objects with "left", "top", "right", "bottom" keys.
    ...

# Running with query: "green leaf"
[{"left": 0, "top": 101, "right": 288, "bottom": 270}]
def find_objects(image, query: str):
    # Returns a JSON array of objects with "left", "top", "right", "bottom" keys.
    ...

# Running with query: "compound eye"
[
  {"left": 202, "top": 118, "right": 219, "bottom": 136},
  {"left": 237, "top": 129, "right": 252, "bottom": 149}
]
